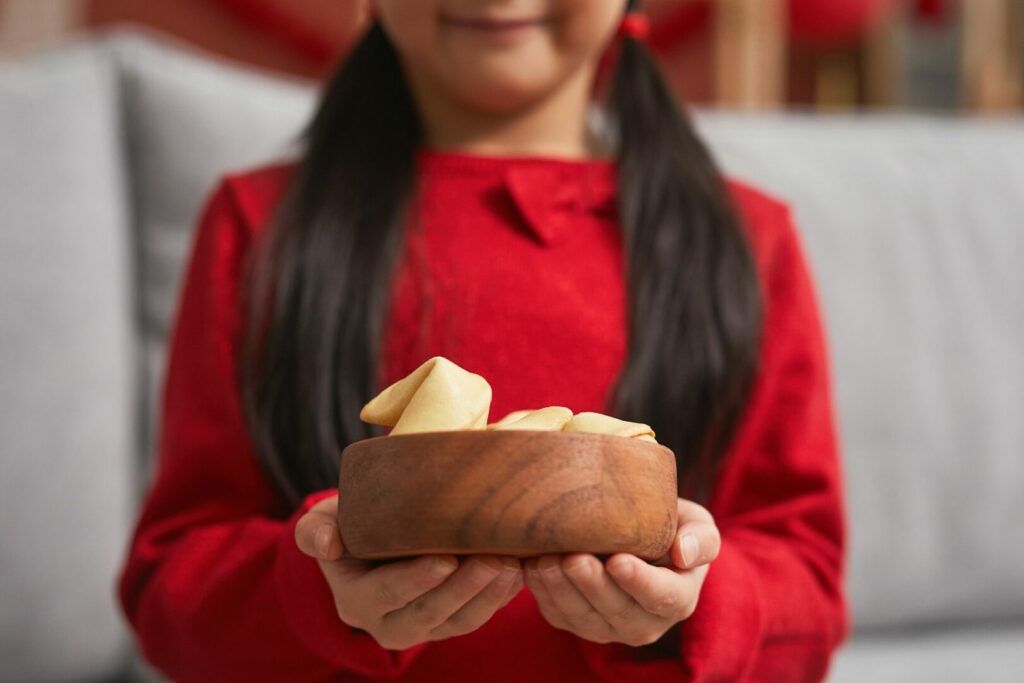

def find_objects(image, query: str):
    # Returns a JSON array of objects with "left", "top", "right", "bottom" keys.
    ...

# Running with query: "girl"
[{"left": 118, "top": 1, "right": 847, "bottom": 681}]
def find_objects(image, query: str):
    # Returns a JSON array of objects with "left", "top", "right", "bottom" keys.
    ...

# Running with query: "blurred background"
[
  {"left": 1, "top": 1, "right": 1023, "bottom": 682},
  {"left": 2, "top": 0, "right": 1024, "bottom": 112}
]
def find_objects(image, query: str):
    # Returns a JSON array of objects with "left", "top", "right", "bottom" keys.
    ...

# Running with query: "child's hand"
[
  {"left": 524, "top": 498, "right": 720, "bottom": 647},
  {"left": 295, "top": 495, "right": 523, "bottom": 650}
]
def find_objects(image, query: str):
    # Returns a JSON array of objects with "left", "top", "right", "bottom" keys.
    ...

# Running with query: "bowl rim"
[{"left": 342, "top": 428, "right": 675, "bottom": 458}]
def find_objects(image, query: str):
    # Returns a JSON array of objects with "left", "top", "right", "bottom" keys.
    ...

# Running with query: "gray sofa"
[{"left": 1, "top": 30, "right": 1022, "bottom": 682}]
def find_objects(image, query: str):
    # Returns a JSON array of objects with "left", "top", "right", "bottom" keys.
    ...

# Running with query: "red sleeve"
[
  {"left": 576, "top": 201, "right": 849, "bottom": 681},
  {"left": 117, "top": 179, "right": 427, "bottom": 682}
]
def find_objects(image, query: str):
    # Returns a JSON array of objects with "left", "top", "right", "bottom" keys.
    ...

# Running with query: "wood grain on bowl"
[{"left": 337, "top": 430, "right": 677, "bottom": 560}]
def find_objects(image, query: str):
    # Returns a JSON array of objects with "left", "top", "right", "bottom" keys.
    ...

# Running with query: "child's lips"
[{"left": 441, "top": 14, "right": 551, "bottom": 34}]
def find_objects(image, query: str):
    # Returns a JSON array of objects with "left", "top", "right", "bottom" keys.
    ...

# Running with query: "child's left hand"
[{"left": 524, "top": 498, "right": 719, "bottom": 647}]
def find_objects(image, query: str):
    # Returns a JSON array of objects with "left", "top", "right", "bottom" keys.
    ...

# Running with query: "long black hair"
[{"left": 240, "top": 7, "right": 763, "bottom": 509}]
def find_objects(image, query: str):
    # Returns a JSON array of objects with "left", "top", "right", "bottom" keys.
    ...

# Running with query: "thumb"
[
  {"left": 670, "top": 498, "right": 721, "bottom": 570},
  {"left": 295, "top": 494, "right": 345, "bottom": 561}
]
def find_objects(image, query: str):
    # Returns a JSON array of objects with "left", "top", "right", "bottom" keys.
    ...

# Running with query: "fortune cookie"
[
  {"left": 359, "top": 356, "right": 491, "bottom": 434},
  {"left": 563, "top": 412, "right": 657, "bottom": 442},
  {"left": 487, "top": 410, "right": 534, "bottom": 428},
  {"left": 488, "top": 406, "right": 573, "bottom": 431},
  {"left": 360, "top": 356, "right": 657, "bottom": 443}
]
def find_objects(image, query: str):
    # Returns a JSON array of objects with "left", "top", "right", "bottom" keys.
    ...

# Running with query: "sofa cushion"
[
  {"left": 107, "top": 32, "right": 315, "bottom": 474},
  {"left": 0, "top": 42, "right": 132, "bottom": 682},
  {"left": 828, "top": 624, "right": 1024, "bottom": 682},
  {"left": 698, "top": 113, "right": 1024, "bottom": 629}
]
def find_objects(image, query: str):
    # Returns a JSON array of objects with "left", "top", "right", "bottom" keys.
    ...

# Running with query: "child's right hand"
[{"left": 295, "top": 495, "right": 523, "bottom": 650}]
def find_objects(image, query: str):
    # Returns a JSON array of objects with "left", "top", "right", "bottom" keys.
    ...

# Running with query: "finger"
[
  {"left": 430, "top": 559, "right": 522, "bottom": 639},
  {"left": 672, "top": 499, "right": 721, "bottom": 569},
  {"left": 384, "top": 555, "right": 508, "bottom": 633},
  {"left": 536, "top": 555, "right": 611, "bottom": 638},
  {"left": 500, "top": 570, "right": 526, "bottom": 608},
  {"left": 561, "top": 554, "right": 652, "bottom": 631},
  {"left": 676, "top": 498, "right": 714, "bottom": 524},
  {"left": 336, "top": 554, "right": 459, "bottom": 618},
  {"left": 605, "top": 553, "right": 703, "bottom": 621},
  {"left": 671, "top": 522, "right": 721, "bottom": 570},
  {"left": 524, "top": 558, "right": 571, "bottom": 630},
  {"left": 295, "top": 496, "right": 344, "bottom": 561}
]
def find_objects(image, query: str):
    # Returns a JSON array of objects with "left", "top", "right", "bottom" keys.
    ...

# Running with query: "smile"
[{"left": 441, "top": 14, "right": 551, "bottom": 34}]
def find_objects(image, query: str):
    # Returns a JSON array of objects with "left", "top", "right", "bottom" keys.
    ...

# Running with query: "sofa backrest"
[
  {"left": 123, "top": 34, "right": 1024, "bottom": 630},
  {"left": 110, "top": 32, "right": 315, "bottom": 479},
  {"left": 697, "top": 113, "right": 1024, "bottom": 629},
  {"left": 107, "top": 31, "right": 1024, "bottom": 632},
  {"left": 4, "top": 39, "right": 1021, "bottom": 683},
  {"left": 0, "top": 43, "right": 133, "bottom": 682}
]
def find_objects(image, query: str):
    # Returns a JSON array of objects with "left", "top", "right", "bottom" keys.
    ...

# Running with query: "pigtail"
[
  {"left": 606, "top": 6, "right": 764, "bottom": 499},
  {"left": 241, "top": 24, "right": 421, "bottom": 506}
]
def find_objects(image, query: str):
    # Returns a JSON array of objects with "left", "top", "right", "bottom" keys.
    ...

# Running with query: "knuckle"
[
  {"left": 410, "top": 598, "right": 445, "bottom": 627},
  {"left": 442, "top": 609, "right": 470, "bottom": 634},
  {"left": 607, "top": 601, "right": 636, "bottom": 624},
  {"left": 568, "top": 609, "right": 605, "bottom": 634},
  {"left": 375, "top": 579, "right": 400, "bottom": 608},
  {"left": 335, "top": 602, "right": 362, "bottom": 629},
  {"left": 650, "top": 593, "right": 682, "bottom": 616},
  {"left": 561, "top": 601, "right": 589, "bottom": 620},
  {"left": 465, "top": 563, "right": 502, "bottom": 591}
]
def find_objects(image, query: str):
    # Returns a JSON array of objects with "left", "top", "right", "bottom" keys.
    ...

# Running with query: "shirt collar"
[{"left": 416, "top": 148, "right": 618, "bottom": 247}]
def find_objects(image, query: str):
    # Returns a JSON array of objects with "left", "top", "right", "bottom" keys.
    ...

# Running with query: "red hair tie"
[{"left": 617, "top": 12, "right": 650, "bottom": 42}]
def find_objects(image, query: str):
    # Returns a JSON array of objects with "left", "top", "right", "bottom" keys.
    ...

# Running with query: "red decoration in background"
[
  {"left": 208, "top": 0, "right": 897, "bottom": 66},
  {"left": 209, "top": 0, "right": 345, "bottom": 63},
  {"left": 788, "top": 0, "right": 893, "bottom": 47},
  {"left": 649, "top": 3, "right": 710, "bottom": 52},
  {"left": 916, "top": 0, "right": 951, "bottom": 24},
  {"left": 140, "top": 0, "right": 909, "bottom": 81}
]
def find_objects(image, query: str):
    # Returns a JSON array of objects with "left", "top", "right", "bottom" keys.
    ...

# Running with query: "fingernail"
[
  {"left": 610, "top": 557, "right": 634, "bottom": 579},
  {"left": 429, "top": 557, "right": 458, "bottom": 580},
  {"left": 532, "top": 556, "right": 550, "bottom": 576},
  {"left": 566, "top": 557, "right": 592, "bottom": 579},
  {"left": 681, "top": 534, "right": 699, "bottom": 567},
  {"left": 470, "top": 558, "right": 502, "bottom": 580},
  {"left": 314, "top": 525, "right": 333, "bottom": 558}
]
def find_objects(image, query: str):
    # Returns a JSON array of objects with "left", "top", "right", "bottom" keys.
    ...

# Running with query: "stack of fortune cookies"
[{"left": 359, "top": 356, "right": 657, "bottom": 442}]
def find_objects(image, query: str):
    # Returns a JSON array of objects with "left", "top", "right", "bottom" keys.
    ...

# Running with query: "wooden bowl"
[{"left": 337, "top": 430, "right": 677, "bottom": 560}]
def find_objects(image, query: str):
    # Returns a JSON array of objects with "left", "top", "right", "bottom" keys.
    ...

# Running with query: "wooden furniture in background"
[
  {"left": 713, "top": 0, "right": 788, "bottom": 109},
  {"left": 961, "top": 0, "right": 1023, "bottom": 112},
  {"left": 862, "top": 5, "right": 904, "bottom": 108},
  {"left": 805, "top": 6, "right": 905, "bottom": 110}
]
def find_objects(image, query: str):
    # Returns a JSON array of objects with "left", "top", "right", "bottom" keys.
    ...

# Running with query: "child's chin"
[{"left": 446, "top": 61, "right": 565, "bottom": 113}]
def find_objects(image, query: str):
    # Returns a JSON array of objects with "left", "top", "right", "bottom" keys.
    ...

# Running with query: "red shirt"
[{"left": 118, "top": 150, "right": 848, "bottom": 682}]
